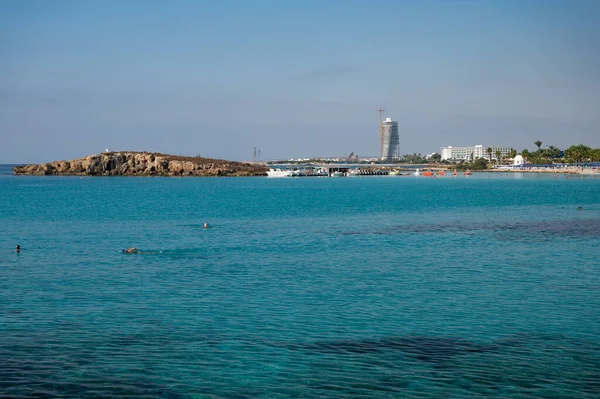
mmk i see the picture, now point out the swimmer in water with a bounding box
[121,248,161,254]
[578,206,583,211]
[15,245,20,253]
[203,222,209,228]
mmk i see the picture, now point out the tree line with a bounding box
[445,142,600,171]
[522,142,600,164]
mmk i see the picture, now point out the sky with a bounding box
[1,0,599,163]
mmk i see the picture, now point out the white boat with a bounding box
[389,170,400,176]
[413,168,421,176]
[312,168,328,176]
[266,168,293,177]
[331,171,345,177]
[347,169,360,176]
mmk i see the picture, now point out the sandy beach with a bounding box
[489,165,600,174]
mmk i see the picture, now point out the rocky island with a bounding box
[13,152,269,177]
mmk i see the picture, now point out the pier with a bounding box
[267,163,427,177]
[326,166,391,176]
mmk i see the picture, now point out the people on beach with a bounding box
[15,245,20,253]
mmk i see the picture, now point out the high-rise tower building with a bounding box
[380,117,399,161]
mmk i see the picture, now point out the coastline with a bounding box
[483,166,600,174]
[418,163,600,175]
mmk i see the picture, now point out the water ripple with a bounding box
[1,175,599,397]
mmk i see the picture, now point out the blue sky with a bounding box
[1,0,599,163]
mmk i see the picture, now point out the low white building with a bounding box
[440,145,512,161]
[513,155,526,165]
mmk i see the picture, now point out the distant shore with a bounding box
[416,164,599,175]
[483,166,599,174]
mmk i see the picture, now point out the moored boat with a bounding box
[266,168,294,177]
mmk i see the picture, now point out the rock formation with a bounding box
[13,152,269,177]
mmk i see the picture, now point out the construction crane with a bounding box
[377,108,385,159]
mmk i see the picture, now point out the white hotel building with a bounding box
[440,145,512,161]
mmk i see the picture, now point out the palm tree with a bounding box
[486,147,493,163]
[534,140,543,153]
[565,144,591,164]
[547,145,560,159]
[495,150,501,165]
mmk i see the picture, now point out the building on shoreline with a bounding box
[513,155,526,165]
[380,117,399,161]
[440,145,511,161]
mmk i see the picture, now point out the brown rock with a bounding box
[13,152,268,177]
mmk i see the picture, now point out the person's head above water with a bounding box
[203,222,209,228]
[15,245,20,252]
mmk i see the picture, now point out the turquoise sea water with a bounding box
[1,167,600,398]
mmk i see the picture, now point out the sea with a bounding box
[1,164,599,398]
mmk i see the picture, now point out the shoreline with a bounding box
[482,166,599,174]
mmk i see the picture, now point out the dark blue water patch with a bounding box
[0,354,191,398]
[273,333,600,397]
[493,218,600,242]
[0,329,231,398]
[281,335,500,362]
[337,218,600,241]
[1,332,600,398]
